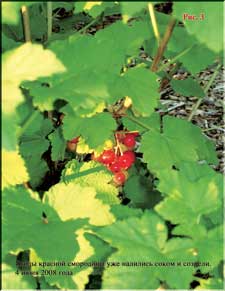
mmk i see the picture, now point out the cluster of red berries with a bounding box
[93,131,139,186]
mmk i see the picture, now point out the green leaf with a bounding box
[97,211,166,289]
[111,67,160,116]
[75,2,118,18]
[20,133,50,157]
[49,127,66,161]
[122,112,161,133]
[124,173,162,209]
[17,104,42,134]
[2,32,18,52]
[110,204,143,220]
[173,224,207,240]
[83,232,114,274]
[95,20,151,57]
[120,2,147,21]
[167,27,217,74]
[24,71,112,112]
[140,116,218,172]
[61,160,119,205]
[173,2,223,53]
[3,186,88,289]
[19,117,53,188]
[49,20,150,74]
[19,116,53,148]
[3,186,87,259]
[24,158,49,188]
[27,3,48,40]
[194,225,223,271]
[44,182,115,226]
[174,224,223,272]
[97,211,197,289]
[155,163,223,225]
[204,206,223,227]
[171,78,205,98]
[63,112,116,149]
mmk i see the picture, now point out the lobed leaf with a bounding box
[155,162,223,225]
[140,116,218,172]
[171,78,205,99]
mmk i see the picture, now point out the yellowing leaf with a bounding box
[84,2,102,10]
[73,267,93,290]
[2,2,36,25]
[75,229,94,261]
[72,229,94,289]
[61,160,119,205]
[44,183,115,225]
[2,255,37,289]
[2,149,29,189]
[2,43,66,114]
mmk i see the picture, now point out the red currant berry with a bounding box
[70,136,80,144]
[114,171,127,185]
[116,132,125,142]
[108,161,121,173]
[99,149,116,165]
[123,133,136,148]
[118,151,135,169]
[67,141,76,152]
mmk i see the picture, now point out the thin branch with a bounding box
[148,3,160,44]
[157,45,194,72]
[188,63,221,121]
[47,2,52,40]
[21,5,31,42]
[151,17,176,72]
[125,115,151,131]
[78,15,100,34]
[45,15,100,44]
[203,126,225,133]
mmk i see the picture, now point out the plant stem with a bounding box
[45,15,100,44]
[125,115,151,131]
[188,63,221,121]
[203,126,225,133]
[157,45,194,72]
[17,110,39,138]
[63,166,104,183]
[151,17,176,72]
[78,16,100,35]
[47,2,52,40]
[21,5,31,42]
[148,3,160,44]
